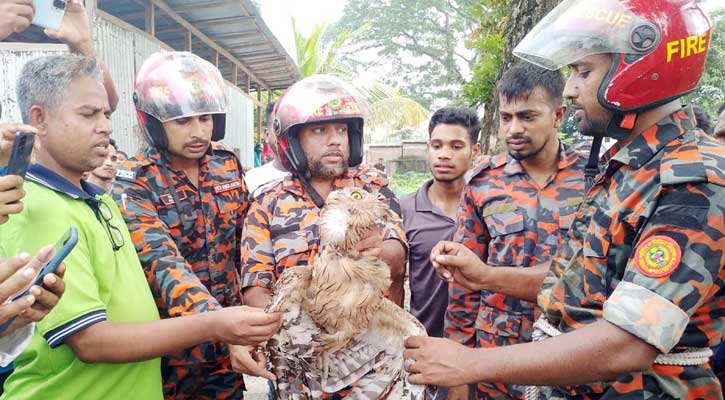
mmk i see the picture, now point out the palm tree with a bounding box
[291,18,429,142]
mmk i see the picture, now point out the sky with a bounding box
[257,0,347,64]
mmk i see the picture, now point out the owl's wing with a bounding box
[266,266,312,313]
[318,300,438,400]
[268,302,319,399]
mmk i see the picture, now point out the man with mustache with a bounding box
[401,107,481,342]
[1,53,280,400]
[240,74,408,397]
[405,0,725,398]
[442,62,586,400]
[112,51,255,399]
[85,138,119,193]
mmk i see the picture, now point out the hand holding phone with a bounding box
[0,227,76,334]
[32,0,66,30]
[0,124,37,167]
[6,132,35,180]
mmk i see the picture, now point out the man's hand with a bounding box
[430,241,488,291]
[229,344,276,380]
[0,176,25,224]
[403,336,476,387]
[211,306,281,346]
[0,245,66,335]
[0,0,34,40]
[1,123,38,166]
[43,0,93,55]
[354,226,383,258]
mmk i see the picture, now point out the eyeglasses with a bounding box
[89,199,125,251]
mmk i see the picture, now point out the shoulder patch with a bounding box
[634,235,682,278]
[115,168,136,180]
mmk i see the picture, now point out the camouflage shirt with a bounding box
[113,143,248,367]
[445,144,586,399]
[241,165,406,291]
[538,109,725,399]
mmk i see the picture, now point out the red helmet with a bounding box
[133,51,229,149]
[273,75,365,173]
[514,0,712,115]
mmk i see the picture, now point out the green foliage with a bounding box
[332,0,478,108]
[462,0,510,107]
[290,24,429,140]
[390,171,432,196]
[686,10,725,117]
[291,17,369,78]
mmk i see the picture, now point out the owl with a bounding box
[265,188,437,400]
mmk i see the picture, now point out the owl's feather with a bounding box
[266,188,437,399]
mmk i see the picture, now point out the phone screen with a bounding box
[11,227,77,302]
[0,227,77,333]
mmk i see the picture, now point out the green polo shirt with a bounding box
[0,165,162,399]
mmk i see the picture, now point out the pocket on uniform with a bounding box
[475,307,524,339]
[483,210,526,266]
[485,210,525,237]
[214,184,244,215]
[271,228,313,270]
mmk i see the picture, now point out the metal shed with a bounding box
[0,0,300,168]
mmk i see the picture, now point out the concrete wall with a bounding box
[366,140,429,176]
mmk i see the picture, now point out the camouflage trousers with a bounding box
[162,357,244,400]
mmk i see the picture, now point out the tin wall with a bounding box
[0,13,255,168]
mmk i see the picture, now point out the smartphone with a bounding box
[0,227,78,333]
[5,132,34,181]
[32,0,66,31]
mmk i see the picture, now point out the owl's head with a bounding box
[320,188,393,250]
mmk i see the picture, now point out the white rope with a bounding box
[524,315,712,400]
[655,349,713,366]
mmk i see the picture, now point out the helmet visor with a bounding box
[135,52,229,122]
[513,0,658,70]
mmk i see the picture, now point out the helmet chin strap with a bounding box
[584,112,637,191]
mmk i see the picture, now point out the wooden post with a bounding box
[234,65,238,85]
[245,75,250,94]
[215,51,220,67]
[257,90,263,141]
[145,2,155,36]
[185,30,192,51]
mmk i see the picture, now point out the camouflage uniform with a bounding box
[538,109,725,399]
[241,165,407,399]
[113,143,248,400]
[446,144,586,399]
[241,165,405,290]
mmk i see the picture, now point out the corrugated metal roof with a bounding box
[6,0,300,93]
[98,0,301,92]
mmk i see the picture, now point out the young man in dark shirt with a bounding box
[401,107,480,338]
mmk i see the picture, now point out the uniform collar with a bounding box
[26,164,105,200]
[414,179,435,212]
[281,168,358,200]
[609,108,693,169]
[503,142,577,176]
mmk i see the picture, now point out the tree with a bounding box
[685,9,724,118]
[465,0,561,154]
[332,0,478,108]
[291,19,429,143]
